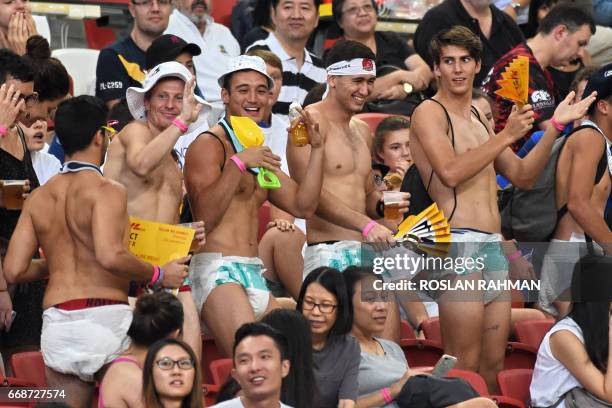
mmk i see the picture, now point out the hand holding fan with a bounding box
[394,203,451,257]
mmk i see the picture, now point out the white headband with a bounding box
[326,58,377,77]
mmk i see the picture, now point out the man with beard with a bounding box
[165,0,240,119]
[96,0,172,108]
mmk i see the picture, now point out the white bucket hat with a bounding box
[217,55,274,89]
[126,61,211,122]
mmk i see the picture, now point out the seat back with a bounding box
[497,368,533,404]
[52,48,100,96]
[202,335,224,384]
[210,358,233,386]
[400,319,416,340]
[10,351,47,387]
[420,316,441,342]
[446,368,489,396]
[211,0,237,28]
[354,113,393,135]
[400,339,444,367]
[514,319,554,349]
[504,342,537,370]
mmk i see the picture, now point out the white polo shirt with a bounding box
[165,10,240,117]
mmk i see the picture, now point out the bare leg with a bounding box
[259,228,305,300]
[45,367,94,407]
[479,295,511,393]
[398,292,430,330]
[509,307,547,337]
[202,283,257,357]
[178,291,202,362]
[450,397,497,407]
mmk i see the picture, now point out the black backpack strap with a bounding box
[202,130,226,171]
[427,98,457,222]
[471,105,489,132]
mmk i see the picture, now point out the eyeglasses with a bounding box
[302,299,337,314]
[155,357,195,371]
[132,0,171,6]
[342,3,375,16]
[17,92,39,108]
[374,174,384,185]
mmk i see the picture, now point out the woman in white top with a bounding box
[531,255,612,407]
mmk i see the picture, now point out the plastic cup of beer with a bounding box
[289,121,309,147]
[2,180,27,210]
[178,222,199,252]
[383,191,404,221]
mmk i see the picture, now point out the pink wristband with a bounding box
[230,155,247,172]
[172,118,189,133]
[362,220,378,238]
[150,265,160,285]
[550,117,565,132]
[0,126,8,137]
[507,250,522,262]
[380,387,393,404]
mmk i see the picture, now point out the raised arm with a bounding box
[122,79,202,177]
[495,91,598,189]
[411,99,533,188]
[4,197,42,283]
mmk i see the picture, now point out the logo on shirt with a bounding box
[531,90,551,103]
[604,70,612,78]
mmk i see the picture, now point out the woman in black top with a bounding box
[332,0,432,102]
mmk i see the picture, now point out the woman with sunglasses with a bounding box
[143,337,203,408]
[297,267,359,408]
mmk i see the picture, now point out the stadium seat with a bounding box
[400,339,444,367]
[84,18,116,50]
[9,351,47,387]
[52,48,100,97]
[258,202,271,242]
[497,369,533,404]
[514,319,554,349]
[400,319,416,340]
[210,358,232,386]
[32,15,51,46]
[211,0,237,28]
[202,335,224,384]
[203,383,220,406]
[504,342,537,370]
[447,368,489,396]
[354,113,393,135]
[420,316,441,342]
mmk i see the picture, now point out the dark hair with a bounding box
[343,266,378,300]
[303,83,326,107]
[325,39,376,68]
[262,309,317,408]
[253,0,274,27]
[525,0,559,38]
[537,4,595,35]
[127,292,184,347]
[429,26,482,65]
[297,267,353,336]
[22,36,70,102]
[55,96,108,156]
[233,322,289,362]
[373,116,410,157]
[142,338,203,408]
[567,255,612,372]
[107,99,134,132]
[272,0,321,10]
[332,0,378,28]
[246,49,282,72]
[0,49,34,85]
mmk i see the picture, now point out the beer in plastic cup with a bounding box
[2,180,27,210]
[288,101,309,146]
[383,191,404,221]
[178,222,199,252]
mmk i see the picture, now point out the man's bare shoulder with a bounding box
[186,124,224,152]
[350,116,373,143]
[411,99,448,135]
[567,125,607,154]
[92,177,127,201]
[117,121,151,144]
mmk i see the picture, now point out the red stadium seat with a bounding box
[9,351,47,387]
[211,0,237,28]
[504,342,537,370]
[400,319,416,340]
[446,368,489,396]
[83,19,116,50]
[420,317,441,342]
[514,319,554,349]
[202,335,224,384]
[489,395,526,408]
[210,358,233,386]
[354,113,394,135]
[400,339,444,367]
[497,369,533,404]
[203,383,220,406]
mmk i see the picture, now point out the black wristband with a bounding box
[376,200,385,218]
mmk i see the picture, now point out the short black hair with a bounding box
[233,322,289,363]
[272,0,322,10]
[332,0,378,28]
[538,4,595,35]
[429,25,482,65]
[0,49,34,85]
[55,96,108,156]
[297,267,353,336]
[325,39,376,68]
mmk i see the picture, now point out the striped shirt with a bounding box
[247,33,326,120]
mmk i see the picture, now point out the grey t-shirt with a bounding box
[358,338,409,408]
[312,334,360,407]
[211,397,293,407]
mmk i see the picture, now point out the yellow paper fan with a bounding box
[495,56,529,107]
[395,203,451,256]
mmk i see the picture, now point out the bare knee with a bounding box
[453,397,497,408]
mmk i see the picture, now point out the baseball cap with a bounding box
[126,61,211,122]
[217,55,274,90]
[145,34,202,70]
[584,62,612,113]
